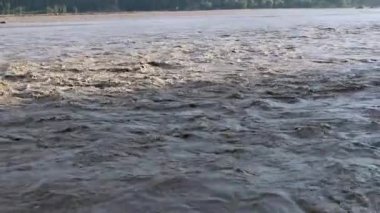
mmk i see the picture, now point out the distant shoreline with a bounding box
[0,8,378,24]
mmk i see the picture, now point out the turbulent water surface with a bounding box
[0,9,380,213]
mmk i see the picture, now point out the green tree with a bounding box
[1,0,379,15]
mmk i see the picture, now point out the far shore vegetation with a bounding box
[0,0,379,15]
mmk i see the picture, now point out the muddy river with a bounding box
[0,9,380,213]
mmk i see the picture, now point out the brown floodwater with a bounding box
[0,9,380,213]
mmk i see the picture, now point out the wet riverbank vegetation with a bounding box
[0,0,379,15]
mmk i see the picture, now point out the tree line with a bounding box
[1,0,378,14]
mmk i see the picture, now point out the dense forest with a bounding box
[1,0,379,14]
